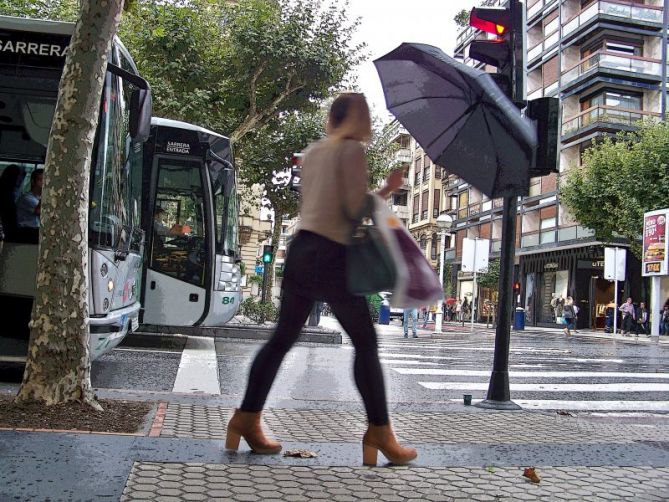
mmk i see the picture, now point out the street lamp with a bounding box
[434,213,454,334]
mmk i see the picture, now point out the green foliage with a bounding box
[118,0,364,143]
[477,259,500,291]
[240,297,278,324]
[0,0,78,20]
[237,110,325,220]
[366,121,402,188]
[453,9,470,27]
[366,293,382,321]
[560,121,669,258]
[442,262,455,297]
[248,274,263,285]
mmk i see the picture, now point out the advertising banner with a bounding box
[642,209,668,276]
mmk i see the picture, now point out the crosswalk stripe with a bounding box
[392,368,669,379]
[377,343,570,353]
[380,359,447,366]
[379,352,465,361]
[450,399,669,411]
[421,382,669,392]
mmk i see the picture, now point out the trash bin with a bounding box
[378,303,390,325]
[513,307,525,330]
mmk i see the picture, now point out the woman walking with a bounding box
[563,296,576,336]
[226,93,416,466]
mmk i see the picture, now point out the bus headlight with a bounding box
[107,280,114,292]
[100,263,108,277]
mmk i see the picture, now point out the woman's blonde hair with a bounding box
[326,92,372,142]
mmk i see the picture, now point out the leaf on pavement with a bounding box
[523,467,541,483]
[284,449,318,458]
[556,410,575,417]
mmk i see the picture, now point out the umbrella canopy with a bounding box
[374,43,537,199]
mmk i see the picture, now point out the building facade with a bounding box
[447,0,668,327]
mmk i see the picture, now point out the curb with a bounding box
[136,323,342,344]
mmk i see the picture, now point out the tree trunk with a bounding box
[16,0,125,408]
[263,211,283,303]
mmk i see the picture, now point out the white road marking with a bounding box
[380,359,447,366]
[449,399,669,412]
[113,347,182,355]
[421,382,669,392]
[172,336,220,395]
[393,368,669,379]
[379,352,465,361]
[377,343,570,353]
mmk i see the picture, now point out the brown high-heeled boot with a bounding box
[362,423,417,466]
[225,409,282,454]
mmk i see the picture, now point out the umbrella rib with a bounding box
[390,94,471,109]
[425,99,481,151]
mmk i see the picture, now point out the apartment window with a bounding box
[414,159,421,185]
[420,235,427,250]
[421,191,429,220]
[423,166,431,183]
[423,156,430,168]
[433,189,440,218]
[542,56,558,87]
[540,217,556,230]
[584,90,642,109]
[434,165,442,179]
[458,190,469,219]
[412,195,419,223]
[393,192,407,206]
[431,232,438,260]
[450,195,458,210]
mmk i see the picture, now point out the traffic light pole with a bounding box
[475,0,523,411]
[260,268,268,303]
[476,195,521,410]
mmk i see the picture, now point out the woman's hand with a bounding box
[377,169,404,198]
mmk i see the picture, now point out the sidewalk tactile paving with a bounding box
[120,462,669,501]
[159,405,669,444]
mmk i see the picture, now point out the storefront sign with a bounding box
[577,260,604,270]
[544,262,558,270]
[642,209,668,277]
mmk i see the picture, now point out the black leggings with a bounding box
[240,290,389,425]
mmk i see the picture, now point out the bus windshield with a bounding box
[89,67,143,253]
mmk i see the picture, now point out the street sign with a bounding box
[255,265,264,274]
[604,247,626,282]
[461,238,490,273]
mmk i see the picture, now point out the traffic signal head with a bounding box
[526,97,560,177]
[513,281,521,293]
[262,245,274,263]
[468,0,524,105]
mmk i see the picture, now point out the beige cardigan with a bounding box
[299,138,369,245]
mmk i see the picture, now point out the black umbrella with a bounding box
[374,42,537,198]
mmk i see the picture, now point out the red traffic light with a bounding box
[469,7,511,37]
[513,282,521,291]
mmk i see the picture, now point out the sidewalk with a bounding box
[1,390,669,501]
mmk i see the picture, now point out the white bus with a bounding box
[140,118,241,327]
[0,16,152,360]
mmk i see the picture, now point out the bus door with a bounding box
[142,156,210,325]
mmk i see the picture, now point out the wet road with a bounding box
[2,319,667,413]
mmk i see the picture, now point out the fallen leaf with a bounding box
[523,467,541,483]
[283,449,318,458]
[556,410,575,417]
[486,465,496,473]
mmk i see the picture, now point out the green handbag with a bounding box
[346,196,397,296]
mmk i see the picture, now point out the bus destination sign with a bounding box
[0,29,70,69]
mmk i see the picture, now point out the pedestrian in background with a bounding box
[403,307,418,338]
[562,296,576,336]
[226,93,416,467]
[420,306,429,328]
[619,297,636,335]
[660,305,669,336]
[636,301,649,336]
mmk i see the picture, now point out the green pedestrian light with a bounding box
[262,245,274,264]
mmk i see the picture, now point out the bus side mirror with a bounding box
[130,88,152,142]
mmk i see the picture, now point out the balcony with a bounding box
[394,148,412,164]
[561,105,661,138]
[391,204,409,220]
[527,0,558,21]
[386,121,409,143]
[562,1,664,40]
[528,30,559,62]
[561,51,663,89]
